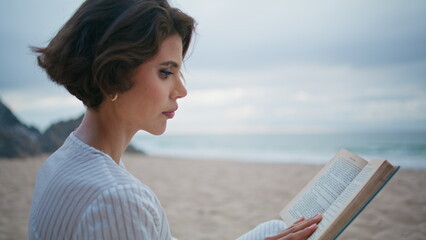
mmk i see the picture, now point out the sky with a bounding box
[1,0,425,135]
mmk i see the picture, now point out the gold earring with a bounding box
[111,93,118,101]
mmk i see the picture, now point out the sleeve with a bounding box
[73,184,172,240]
[235,220,287,240]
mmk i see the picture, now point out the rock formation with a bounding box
[0,99,143,158]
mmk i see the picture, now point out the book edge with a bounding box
[280,149,367,224]
[330,165,400,240]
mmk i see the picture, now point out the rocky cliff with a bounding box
[0,99,143,158]
[0,100,43,158]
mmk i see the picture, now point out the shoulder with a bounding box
[74,183,171,240]
[92,183,161,216]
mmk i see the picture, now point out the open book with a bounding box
[279,149,399,240]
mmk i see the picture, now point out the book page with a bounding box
[308,159,383,239]
[280,149,367,224]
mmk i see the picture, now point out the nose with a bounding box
[172,77,187,99]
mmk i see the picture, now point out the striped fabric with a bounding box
[28,132,174,240]
[236,220,287,240]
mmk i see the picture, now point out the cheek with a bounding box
[125,76,169,114]
[137,87,165,113]
[146,83,168,102]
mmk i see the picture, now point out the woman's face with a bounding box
[112,34,187,135]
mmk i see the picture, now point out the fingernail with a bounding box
[310,213,320,219]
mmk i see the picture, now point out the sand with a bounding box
[0,154,425,240]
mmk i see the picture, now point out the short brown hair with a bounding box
[32,0,196,108]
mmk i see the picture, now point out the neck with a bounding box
[74,107,136,164]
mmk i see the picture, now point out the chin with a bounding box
[147,127,167,136]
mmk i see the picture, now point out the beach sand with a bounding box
[0,154,425,240]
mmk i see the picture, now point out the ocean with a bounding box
[131,132,426,169]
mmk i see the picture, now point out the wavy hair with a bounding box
[32,0,196,108]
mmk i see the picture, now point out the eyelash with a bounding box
[159,69,173,79]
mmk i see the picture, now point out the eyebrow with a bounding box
[159,61,179,68]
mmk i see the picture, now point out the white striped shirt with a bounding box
[236,220,287,240]
[28,132,174,240]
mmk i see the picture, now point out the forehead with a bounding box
[152,34,183,65]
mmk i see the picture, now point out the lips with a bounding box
[162,111,175,119]
[162,107,177,119]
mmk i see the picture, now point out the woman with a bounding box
[29,0,321,239]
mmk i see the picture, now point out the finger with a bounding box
[291,217,306,226]
[279,217,306,234]
[277,217,306,235]
[284,216,305,230]
[286,223,318,240]
[281,214,322,235]
[271,214,322,239]
[267,218,306,240]
[293,214,322,230]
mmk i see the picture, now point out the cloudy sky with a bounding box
[1,0,425,134]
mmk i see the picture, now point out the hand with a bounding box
[264,214,322,240]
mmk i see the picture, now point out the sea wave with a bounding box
[132,132,426,169]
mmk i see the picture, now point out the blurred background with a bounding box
[1,0,426,168]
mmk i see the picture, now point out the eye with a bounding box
[159,69,174,79]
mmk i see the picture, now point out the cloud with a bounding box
[184,88,250,106]
[169,61,426,134]
[1,0,425,134]
[182,0,426,69]
[1,88,84,130]
[0,0,83,89]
